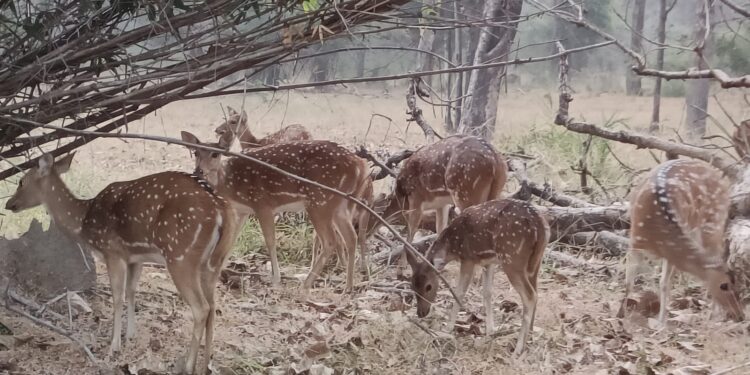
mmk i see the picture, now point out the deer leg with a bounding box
[357,210,370,276]
[125,263,143,341]
[506,269,537,356]
[199,270,221,375]
[257,210,281,286]
[172,270,209,375]
[435,205,450,234]
[447,262,474,332]
[304,210,337,291]
[482,265,495,335]
[106,256,127,355]
[399,208,423,278]
[335,214,358,293]
[618,248,646,318]
[658,260,676,324]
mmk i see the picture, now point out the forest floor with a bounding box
[1,87,749,374]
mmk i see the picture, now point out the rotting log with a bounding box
[559,231,629,257]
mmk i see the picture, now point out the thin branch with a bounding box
[183,41,616,99]
[719,0,750,17]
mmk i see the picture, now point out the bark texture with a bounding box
[458,0,523,139]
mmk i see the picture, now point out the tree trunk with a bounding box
[649,0,668,133]
[626,0,646,96]
[685,1,715,141]
[416,0,436,86]
[458,0,523,139]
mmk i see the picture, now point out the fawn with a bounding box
[406,199,549,355]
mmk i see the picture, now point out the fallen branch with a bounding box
[4,301,97,362]
[634,67,750,89]
[542,205,630,240]
[559,231,629,257]
[545,249,614,274]
[508,158,597,207]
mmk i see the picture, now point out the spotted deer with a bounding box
[373,135,508,276]
[406,199,549,355]
[180,132,373,291]
[214,106,312,150]
[4,154,241,375]
[619,159,745,323]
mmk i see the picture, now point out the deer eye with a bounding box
[425,284,432,292]
[211,152,220,158]
[720,283,729,291]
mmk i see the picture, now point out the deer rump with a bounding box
[629,159,730,270]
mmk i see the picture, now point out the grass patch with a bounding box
[233,213,315,266]
[500,117,632,202]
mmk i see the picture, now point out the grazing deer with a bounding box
[214,106,312,150]
[373,135,508,277]
[4,154,241,375]
[180,132,372,291]
[406,199,550,355]
[619,159,745,323]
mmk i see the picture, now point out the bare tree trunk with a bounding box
[626,0,646,96]
[458,0,523,139]
[649,0,668,133]
[416,0,436,86]
[685,1,715,141]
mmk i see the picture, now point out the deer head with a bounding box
[5,153,75,212]
[181,131,230,186]
[214,106,248,139]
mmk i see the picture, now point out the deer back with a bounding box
[630,159,730,270]
[426,199,549,270]
[219,140,369,211]
[82,172,229,260]
[395,135,507,203]
[257,124,312,147]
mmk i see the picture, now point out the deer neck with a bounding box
[41,173,91,238]
[236,123,259,149]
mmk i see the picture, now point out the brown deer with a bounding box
[406,199,550,355]
[180,132,372,291]
[214,106,312,150]
[4,154,241,375]
[373,135,508,276]
[619,159,745,323]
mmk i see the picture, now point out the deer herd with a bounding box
[4,106,746,373]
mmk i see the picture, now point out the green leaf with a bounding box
[174,0,189,11]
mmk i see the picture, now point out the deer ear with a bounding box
[404,248,420,270]
[218,132,232,150]
[226,106,236,115]
[37,154,54,176]
[181,131,200,146]
[240,109,248,124]
[54,152,75,175]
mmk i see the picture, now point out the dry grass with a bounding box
[1,86,749,374]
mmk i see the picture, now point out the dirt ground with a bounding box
[1,87,749,374]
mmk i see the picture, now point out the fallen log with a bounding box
[559,230,629,257]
